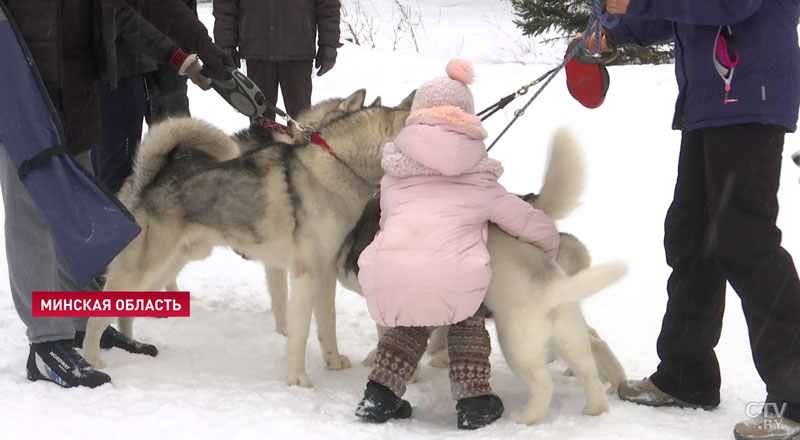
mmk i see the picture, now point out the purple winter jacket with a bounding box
[357,106,560,328]
[607,0,800,132]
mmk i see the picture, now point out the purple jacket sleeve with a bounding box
[625,0,763,25]
[489,189,560,259]
[607,16,674,47]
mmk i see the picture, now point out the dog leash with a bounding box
[476,67,557,122]
[486,0,620,152]
[252,115,340,159]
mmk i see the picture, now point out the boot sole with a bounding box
[618,393,718,411]
[733,429,800,440]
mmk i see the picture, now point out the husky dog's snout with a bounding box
[792,150,800,166]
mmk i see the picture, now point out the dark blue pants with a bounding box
[92,75,147,194]
[650,124,800,422]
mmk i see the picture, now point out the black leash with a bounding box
[476,67,557,123]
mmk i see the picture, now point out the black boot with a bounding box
[456,394,504,430]
[355,381,412,423]
[27,340,111,388]
[74,326,158,356]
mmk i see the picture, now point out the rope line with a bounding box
[486,0,620,151]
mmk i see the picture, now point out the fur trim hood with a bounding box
[383,105,500,178]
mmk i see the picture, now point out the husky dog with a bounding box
[336,127,628,425]
[83,91,416,388]
[793,150,800,174]
[162,89,374,295]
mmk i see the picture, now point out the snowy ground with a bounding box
[1,1,800,439]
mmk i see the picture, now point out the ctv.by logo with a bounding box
[745,402,788,429]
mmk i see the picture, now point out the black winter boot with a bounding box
[355,381,412,423]
[456,394,504,430]
[27,340,111,388]
[74,326,158,356]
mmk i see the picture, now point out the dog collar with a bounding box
[251,115,338,159]
[310,132,339,160]
[252,115,296,141]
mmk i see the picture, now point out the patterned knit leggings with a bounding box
[368,314,492,400]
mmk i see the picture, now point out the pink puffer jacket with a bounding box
[357,106,560,327]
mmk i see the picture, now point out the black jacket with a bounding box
[213,0,341,61]
[6,0,210,153]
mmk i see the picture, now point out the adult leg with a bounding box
[92,75,147,194]
[143,64,190,124]
[703,124,800,423]
[0,147,99,342]
[245,59,279,120]
[650,128,725,407]
[277,60,313,118]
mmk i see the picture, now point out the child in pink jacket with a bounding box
[354,60,560,429]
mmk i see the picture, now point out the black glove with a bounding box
[315,45,337,77]
[225,47,241,69]
[197,40,236,81]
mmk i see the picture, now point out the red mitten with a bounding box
[565,47,610,109]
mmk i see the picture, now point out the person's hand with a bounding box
[181,54,213,90]
[196,41,236,81]
[315,45,337,77]
[168,49,212,90]
[225,47,241,69]
[577,31,613,53]
[606,0,630,14]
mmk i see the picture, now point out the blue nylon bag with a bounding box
[0,3,140,287]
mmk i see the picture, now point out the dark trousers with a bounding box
[245,59,312,120]
[144,63,190,124]
[92,75,147,194]
[650,124,800,422]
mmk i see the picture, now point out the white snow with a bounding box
[1,1,799,439]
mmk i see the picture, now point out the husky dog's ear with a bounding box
[369,96,382,107]
[397,90,416,110]
[338,89,367,112]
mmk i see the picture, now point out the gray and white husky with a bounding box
[83,91,416,388]
[334,127,628,424]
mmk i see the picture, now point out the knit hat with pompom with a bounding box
[410,59,476,114]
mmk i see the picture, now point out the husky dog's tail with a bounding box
[124,117,239,199]
[533,127,585,221]
[545,262,628,308]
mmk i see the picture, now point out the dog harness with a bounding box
[252,115,339,159]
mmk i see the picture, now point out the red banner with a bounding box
[32,291,190,317]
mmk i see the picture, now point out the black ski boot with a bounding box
[456,394,504,429]
[74,326,158,356]
[355,381,412,423]
[27,340,111,388]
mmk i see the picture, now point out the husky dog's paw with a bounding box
[287,372,312,388]
[324,353,351,370]
[405,365,422,384]
[83,353,107,369]
[274,323,288,337]
[583,399,609,416]
[606,384,619,395]
[361,348,377,367]
[511,408,546,425]
[427,350,450,368]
